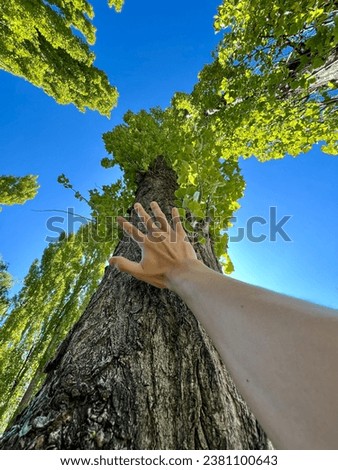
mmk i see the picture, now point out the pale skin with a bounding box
[110,201,338,450]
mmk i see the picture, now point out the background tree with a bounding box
[0,0,337,449]
[0,175,39,211]
[0,178,132,433]
[0,258,12,318]
[0,0,123,206]
[0,0,122,116]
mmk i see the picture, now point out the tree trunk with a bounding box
[0,157,271,450]
[310,46,338,93]
[287,45,338,97]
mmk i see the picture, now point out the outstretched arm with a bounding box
[110,201,338,450]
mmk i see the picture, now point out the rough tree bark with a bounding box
[0,157,271,450]
[286,45,338,98]
[310,45,338,94]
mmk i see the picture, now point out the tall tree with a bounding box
[0,157,272,450]
[0,175,39,211]
[1,0,337,449]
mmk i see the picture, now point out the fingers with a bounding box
[149,201,170,232]
[134,201,170,233]
[117,203,186,241]
[172,207,186,236]
[134,203,156,232]
[116,216,144,244]
[109,256,143,276]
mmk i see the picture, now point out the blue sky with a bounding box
[0,0,337,308]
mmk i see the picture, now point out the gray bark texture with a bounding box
[310,46,338,92]
[0,157,271,450]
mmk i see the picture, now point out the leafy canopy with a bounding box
[102,106,244,272]
[98,0,337,271]
[0,0,124,208]
[0,175,39,211]
[188,0,338,160]
[0,0,123,116]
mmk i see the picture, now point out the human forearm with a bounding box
[167,260,338,449]
[111,201,338,449]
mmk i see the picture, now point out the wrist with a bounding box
[165,258,206,293]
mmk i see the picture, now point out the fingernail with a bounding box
[109,258,120,270]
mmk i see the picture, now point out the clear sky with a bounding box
[0,0,337,308]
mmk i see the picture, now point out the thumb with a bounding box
[109,256,143,276]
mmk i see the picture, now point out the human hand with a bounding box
[109,201,200,289]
